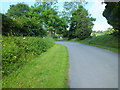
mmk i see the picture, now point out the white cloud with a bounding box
[88,1,105,20]
[93,22,112,31]
[86,1,112,31]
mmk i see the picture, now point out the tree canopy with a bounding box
[103,2,120,31]
[62,2,95,40]
[6,3,30,18]
[2,2,67,37]
[2,2,96,40]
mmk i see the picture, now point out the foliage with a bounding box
[68,6,95,40]
[2,36,54,77]
[2,44,69,88]
[2,14,47,37]
[80,34,120,52]
[62,2,84,23]
[33,2,68,37]
[6,3,30,18]
[34,1,57,10]
[103,2,120,31]
[15,16,47,37]
[103,28,115,35]
[2,14,19,36]
[91,28,115,36]
[3,2,68,37]
[61,2,95,39]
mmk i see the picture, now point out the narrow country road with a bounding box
[56,41,118,88]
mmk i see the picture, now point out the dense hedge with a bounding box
[2,37,54,77]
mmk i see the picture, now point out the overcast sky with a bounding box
[0,0,112,31]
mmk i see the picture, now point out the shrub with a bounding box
[2,36,54,77]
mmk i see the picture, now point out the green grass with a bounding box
[67,34,120,53]
[80,41,119,53]
[2,37,54,77]
[2,43,69,88]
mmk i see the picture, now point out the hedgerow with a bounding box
[2,36,54,77]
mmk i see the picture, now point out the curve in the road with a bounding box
[56,41,118,88]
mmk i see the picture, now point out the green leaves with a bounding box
[2,2,68,37]
[6,3,30,18]
[103,2,120,31]
[68,5,95,40]
[2,37,54,77]
[2,14,19,36]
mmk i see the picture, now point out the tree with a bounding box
[68,6,96,40]
[2,13,20,36]
[62,2,83,22]
[34,1,57,10]
[4,2,68,37]
[32,2,68,37]
[62,2,87,23]
[103,2,120,32]
[6,3,30,18]
[5,3,47,37]
[14,15,47,37]
[42,8,67,37]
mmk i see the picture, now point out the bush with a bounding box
[2,13,18,36]
[2,36,54,77]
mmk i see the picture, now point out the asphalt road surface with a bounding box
[56,41,118,88]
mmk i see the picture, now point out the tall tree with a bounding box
[103,2,120,32]
[34,1,57,10]
[62,2,86,23]
[68,6,96,40]
[2,13,20,36]
[33,1,67,37]
[41,8,67,37]
[6,3,30,18]
[5,3,47,37]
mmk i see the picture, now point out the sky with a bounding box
[0,0,112,31]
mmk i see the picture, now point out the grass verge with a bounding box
[2,43,69,88]
[66,34,120,53]
[80,41,119,53]
[2,37,54,77]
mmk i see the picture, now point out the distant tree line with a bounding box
[2,2,67,37]
[2,1,97,40]
[1,1,120,39]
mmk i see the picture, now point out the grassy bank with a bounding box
[68,34,120,53]
[2,43,69,88]
[2,37,54,77]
